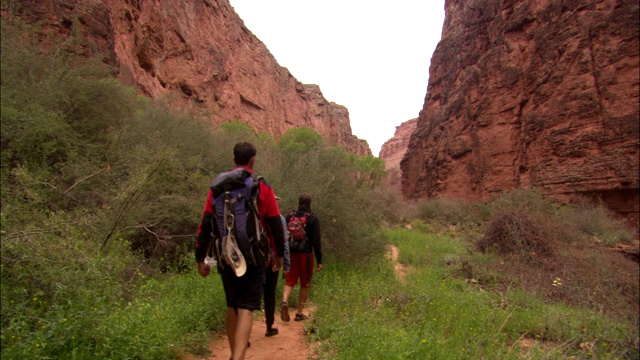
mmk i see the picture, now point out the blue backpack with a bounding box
[210,169,269,272]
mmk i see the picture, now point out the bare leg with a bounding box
[225,307,238,353]
[297,286,308,314]
[282,284,294,304]
[231,309,253,360]
[281,284,294,322]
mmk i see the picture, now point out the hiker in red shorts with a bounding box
[281,192,322,322]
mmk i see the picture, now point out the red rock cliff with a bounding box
[401,0,639,225]
[380,118,418,190]
[6,0,370,156]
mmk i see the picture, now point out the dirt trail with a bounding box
[184,306,318,360]
[186,244,409,360]
[387,244,409,282]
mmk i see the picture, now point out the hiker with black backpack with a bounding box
[280,192,322,322]
[195,142,285,360]
[261,196,290,337]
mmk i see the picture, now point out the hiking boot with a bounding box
[294,313,308,322]
[280,302,290,322]
[265,328,279,337]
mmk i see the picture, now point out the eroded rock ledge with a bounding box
[401,0,639,227]
[7,0,370,156]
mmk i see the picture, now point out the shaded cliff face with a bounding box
[380,118,418,190]
[7,0,370,156]
[401,0,639,225]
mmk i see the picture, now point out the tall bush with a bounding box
[269,130,385,261]
[557,197,635,244]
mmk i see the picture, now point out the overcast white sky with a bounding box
[229,1,445,156]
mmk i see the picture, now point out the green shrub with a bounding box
[354,155,386,188]
[488,189,556,215]
[277,126,324,157]
[367,186,414,227]
[415,196,483,226]
[269,138,386,262]
[557,198,635,245]
[476,211,554,262]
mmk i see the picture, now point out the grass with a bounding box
[309,228,639,359]
[2,192,634,359]
[0,259,226,359]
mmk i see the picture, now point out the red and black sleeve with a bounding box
[258,181,285,258]
[195,189,214,262]
[308,215,322,265]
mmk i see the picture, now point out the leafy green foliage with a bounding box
[354,154,386,188]
[269,143,386,261]
[277,126,324,157]
[1,231,225,359]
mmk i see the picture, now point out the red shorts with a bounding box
[285,252,314,288]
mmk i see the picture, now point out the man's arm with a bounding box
[258,181,285,258]
[281,215,291,273]
[310,215,322,266]
[195,189,214,277]
[265,216,285,260]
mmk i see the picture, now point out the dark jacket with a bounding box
[286,210,322,265]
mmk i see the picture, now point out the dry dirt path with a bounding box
[185,243,410,360]
[386,244,409,283]
[184,305,319,360]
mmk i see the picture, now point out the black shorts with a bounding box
[219,262,265,311]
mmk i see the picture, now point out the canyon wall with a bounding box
[6,0,370,156]
[401,0,639,225]
[379,118,418,190]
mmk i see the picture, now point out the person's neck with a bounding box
[235,164,253,172]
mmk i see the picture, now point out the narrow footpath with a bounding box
[185,244,407,359]
[184,306,318,360]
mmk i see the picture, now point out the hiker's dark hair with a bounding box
[234,142,257,165]
[298,192,312,211]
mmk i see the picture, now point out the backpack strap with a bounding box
[250,174,262,200]
[248,174,262,234]
[209,212,224,269]
[246,174,268,265]
[302,212,313,250]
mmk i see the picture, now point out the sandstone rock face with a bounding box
[8,0,370,156]
[401,0,639,226]
[380,118,418,190]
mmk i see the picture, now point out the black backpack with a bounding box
[209,169,269,272]
[287,211,312,252]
